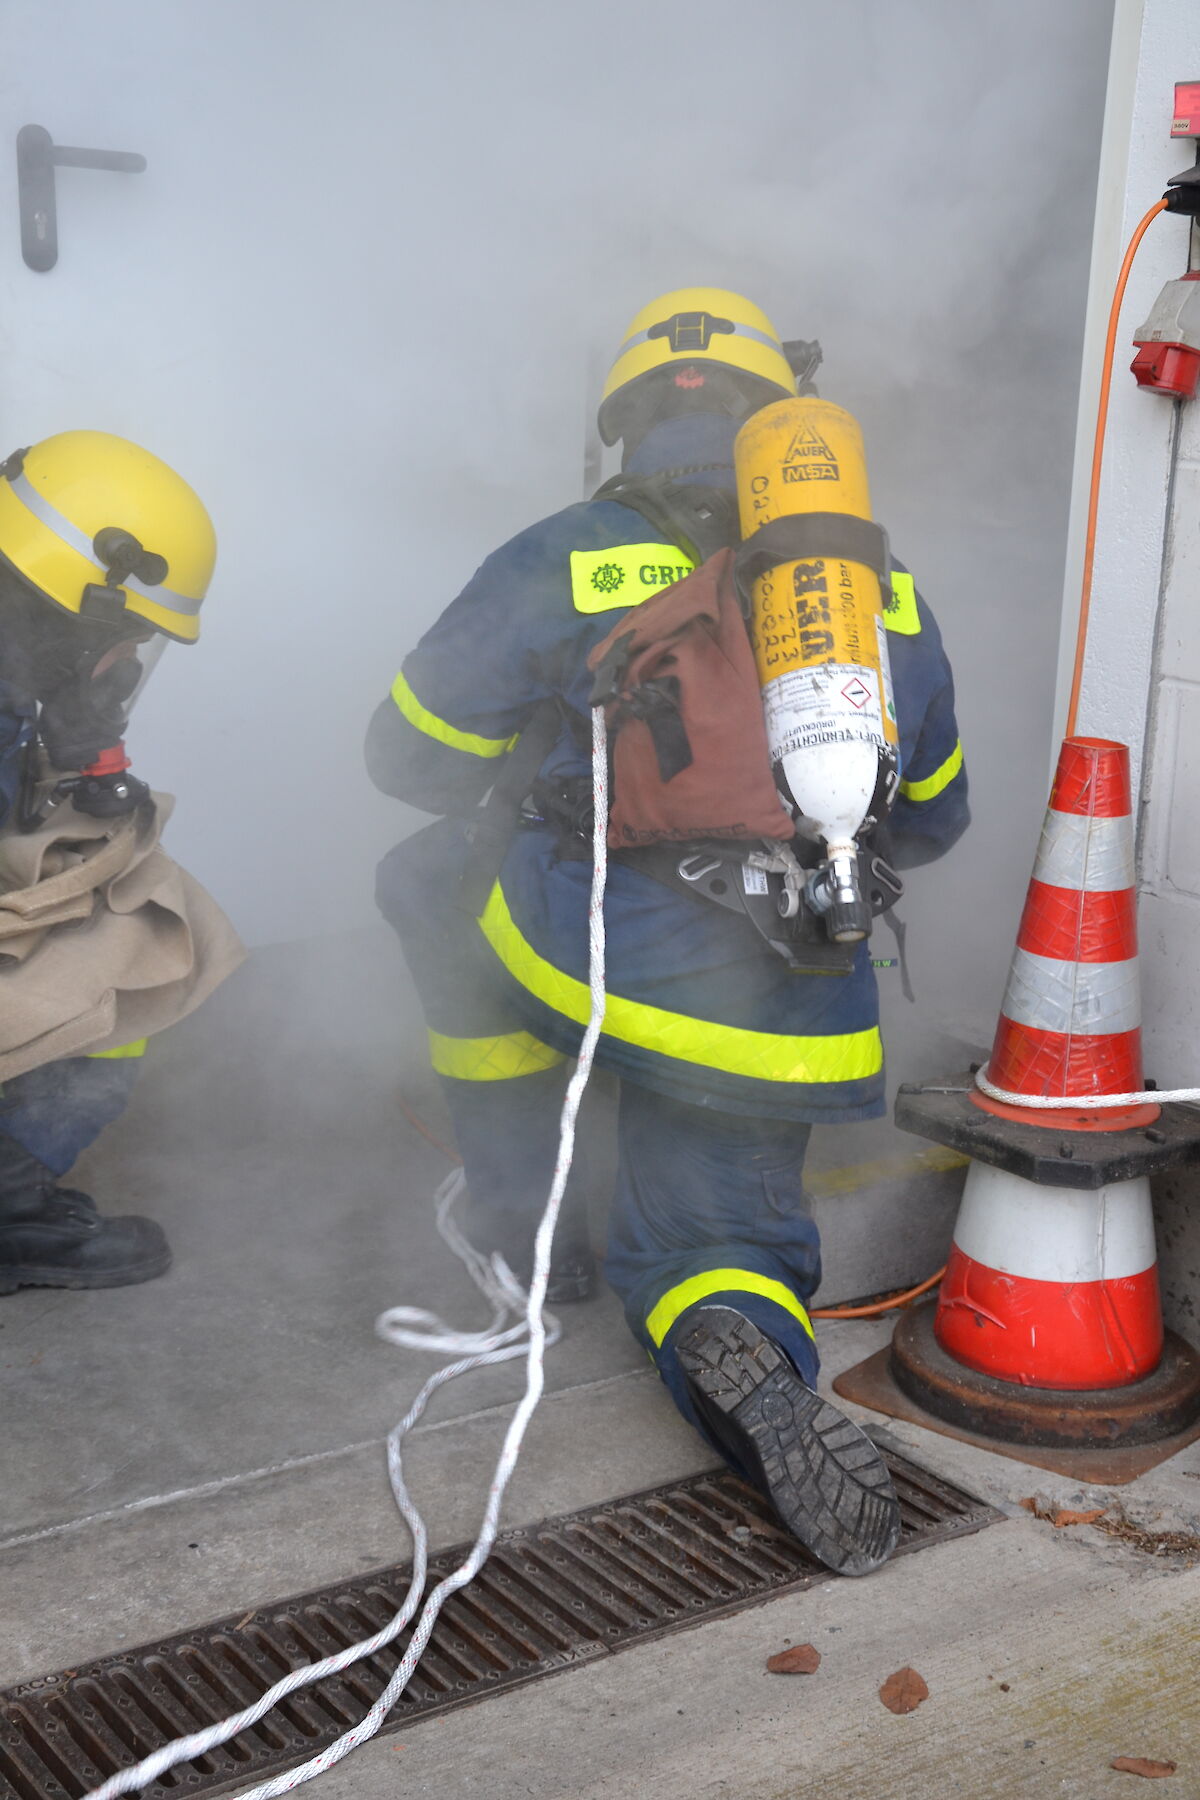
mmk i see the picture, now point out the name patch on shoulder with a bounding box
[570,543,695,614]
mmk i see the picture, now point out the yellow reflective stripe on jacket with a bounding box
[646,1269,815,1348]
[428,1028,565,1082]
[391,670,518,759]
[570,544,695,614]
[884,571,921,635]
[899,738,964,803]
[478,883,883,1086]
[87,1039,147,1060]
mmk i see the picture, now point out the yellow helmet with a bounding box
[0,431,216,643]
[598,286,796,447]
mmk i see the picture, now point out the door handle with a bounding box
[17,123,146,272]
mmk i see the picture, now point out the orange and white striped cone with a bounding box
[934,738,1163,1389]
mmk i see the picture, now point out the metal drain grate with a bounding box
[1,1454,1000,1800]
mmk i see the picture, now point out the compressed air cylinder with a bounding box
[734,398,898,857]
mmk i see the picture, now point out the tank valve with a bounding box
[804,843,872,943]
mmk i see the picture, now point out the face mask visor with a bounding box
[84,631,167,735]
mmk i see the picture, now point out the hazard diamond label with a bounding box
[841,676,872,709]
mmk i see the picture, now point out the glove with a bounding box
[37,660,141,772]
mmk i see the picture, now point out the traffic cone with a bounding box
[834,736,1200,1473]
[936,738,1162,1389]
[973,736,1155,1134]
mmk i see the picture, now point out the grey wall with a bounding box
[0,0,1113,1055]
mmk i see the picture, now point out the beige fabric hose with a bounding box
[0,791,245,1080]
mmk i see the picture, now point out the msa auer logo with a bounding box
[590,562,626,595]
[782,423,839,484]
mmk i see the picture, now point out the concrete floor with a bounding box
[3,930,1200,1798]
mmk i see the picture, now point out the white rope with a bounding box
[974,1066,1200,1110]
[83,704,611,1800]
[376,1167,562,1360]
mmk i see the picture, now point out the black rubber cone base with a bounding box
[834,1301,1200,1486]
[677,1305,901,1576]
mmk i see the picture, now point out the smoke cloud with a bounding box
[0,0,1113,1044]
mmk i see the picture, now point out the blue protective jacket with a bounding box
[367,414,968,1124]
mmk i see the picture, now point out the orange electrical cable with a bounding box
[810,1265,945,1319]
[396,1092,461,1165]
[1065,197,1168,739]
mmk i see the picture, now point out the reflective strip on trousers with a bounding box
[478,882,884,1088]
[87,1039,148,1060]
[646,1268,815,1348]
[428,1028,565,1082]
[390,670,518,759]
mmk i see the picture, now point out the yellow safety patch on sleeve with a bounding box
[87,1039,148,1060]
[899,738,964,802]
[478,881,883,1087]
[428,1028,565,1082]
[570,544,695,614]
[883,570,922,635]
[391,669,518,759]
[646,1269,815,1348]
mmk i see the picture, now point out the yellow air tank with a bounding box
[734,398,899,941]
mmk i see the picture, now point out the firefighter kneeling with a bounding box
[366,287,969,1575]
[0,432,243,1294]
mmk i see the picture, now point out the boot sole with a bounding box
[676,1305,901,1577]
[0,1249,171,1295]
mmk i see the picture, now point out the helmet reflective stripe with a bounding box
[7,469,203,617]
[614,319,785,362]
[598,287,797,446]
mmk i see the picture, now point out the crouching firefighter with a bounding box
[366,287,969,1576]
[0,432,244,1294]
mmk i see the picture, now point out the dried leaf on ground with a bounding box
[1111,1756,1177,1778]
[766,1643,821,1675]
[879,1667,929,1714]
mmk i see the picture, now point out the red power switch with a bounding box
[1173,81,1200,137]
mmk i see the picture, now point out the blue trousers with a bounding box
[0,1057,140,1175]
[378,825,823,1446]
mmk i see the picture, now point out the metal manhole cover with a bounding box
[0,1452,1000,1800]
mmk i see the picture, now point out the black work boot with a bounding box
[676,1305,900,1577]
[507,1238,597,1305]
[545,1246,597,1306]
[0,1137,171,1294]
